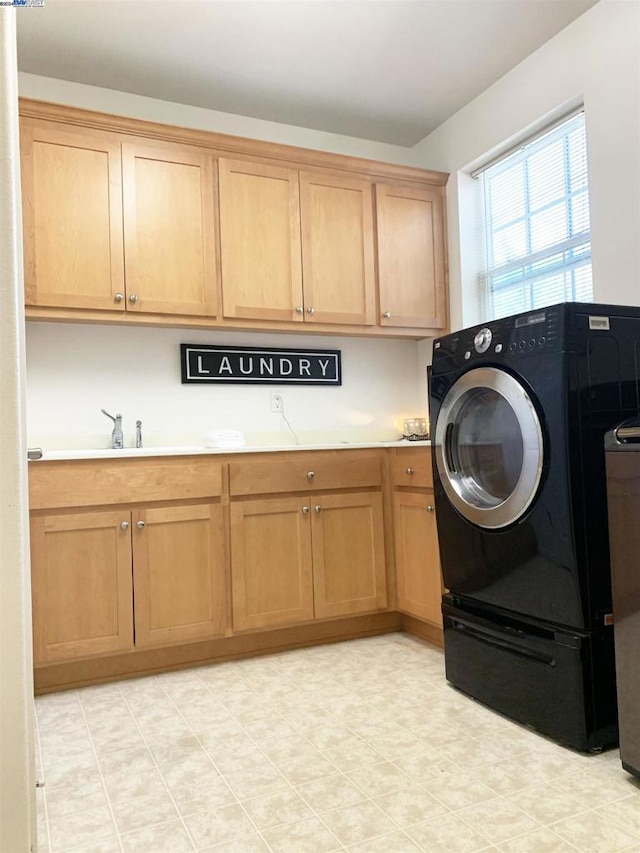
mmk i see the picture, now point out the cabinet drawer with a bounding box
[29,457,223,510]
[392,446,433,488]
[229,450,382,496]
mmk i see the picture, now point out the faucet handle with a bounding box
[101,409,123,423]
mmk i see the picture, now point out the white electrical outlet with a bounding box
[271,393,284,413]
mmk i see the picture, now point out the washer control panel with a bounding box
[433,307,561,366]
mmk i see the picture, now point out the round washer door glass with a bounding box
[434,367,544,529]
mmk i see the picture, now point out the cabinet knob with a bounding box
[315,505,322,513]
[406,467,414,475]
[426,505,435,513]
[136,520,145,528]
[307,471,315,480]
[120,521,130,530]
[383,311,391,319]
[302,506,310,514]
[295,306,303,314]
[129,293,138,304]
[114,293,124,303]
[307,307,315,315]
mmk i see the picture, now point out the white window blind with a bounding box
[480,112,593,320]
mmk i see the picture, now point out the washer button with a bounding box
[509,342,517,352]
[495,343,503,353]
[538,336,546,346]
[464,351,471,360]
[529,339,536,347]
[518,341,526,350]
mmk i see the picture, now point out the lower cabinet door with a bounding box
[30,510,134,663]
[132,503,226,647]
[311,491,387,619]
[230,497,314,631]
[394,491,443,625]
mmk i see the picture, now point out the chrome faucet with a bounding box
[135,420,143,449]
[101,409,124,449]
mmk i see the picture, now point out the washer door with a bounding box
[434,367,544,529]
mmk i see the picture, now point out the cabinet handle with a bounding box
[315,505,322,513]
[406,467,414,475]
[129,294,138,304]
[120,521,130,530]
[383,311,391,319]
[114,293,124,303]
[302,506,310,514]
[136,520,145,528]
[307,307,315,315]
[307,471,315,480]
[426,505,435,513]
[296,306,303,314]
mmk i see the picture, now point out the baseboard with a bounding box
[401,613,444,647]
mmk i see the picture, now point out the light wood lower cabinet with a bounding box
[393,491,443,626]
[30,510,134,663]
[230,491,387,630]
[30,502,226,663]
[312,492,387,618]
[230,497,314,631]
[131,504,226,647]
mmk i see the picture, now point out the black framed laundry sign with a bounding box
[181,344,342,386]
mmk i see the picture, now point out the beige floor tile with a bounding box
[103,766,168,804]
[457,798,540,844]
[46,787,109,822]
[372,785,449,827]
[241,787,313,830]
[224,762,289,800]
[276,753,339,786]
[550,769,639,810]
[305,722,358,750]
[111,789,179,834]
[552,810,640,852]
[471,759,546,796]
[497,826,580,852]
[48,806,116,852]
[184,802,256,849]
[120,817,195,853]
[147,734,206,767]
[504,782,588,824]
[159,753,220,789]
[597,792,640,836]
[347,829,423,851]
[407,812,493,853]
[322,740,383,772]
[367,731,424,760]
[64,838,122,853]
[347,760,413,797]
[296,773,367,813]
[202,835,270,852]
[262,815,341,852]
[320,800,397,846]
[393,747,459,782]
[171,777,237,817]
[96,744,155,778]
[423,771,498,811]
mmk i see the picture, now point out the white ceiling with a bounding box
[17,0,598,146]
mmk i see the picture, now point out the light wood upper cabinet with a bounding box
[131,503,226,647]
[299,172,375,325]
[312,492,387,619]
[394,491,443,626]
[30,510,134,663]
[376,183,447,329]
[219,158,304,322]
[230,497,314,631]
[20,119,125,310]
[122,142,218,316]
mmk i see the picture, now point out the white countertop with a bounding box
[30,440,431,461]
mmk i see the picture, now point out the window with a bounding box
[479,112,592,320]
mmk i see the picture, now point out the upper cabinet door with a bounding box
[122,142,218,316]
[300,172,376,325]
[376,183,447,330]
[20,119,125,310]
[218,158,304,322]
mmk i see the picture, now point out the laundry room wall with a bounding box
[412,0,640,332]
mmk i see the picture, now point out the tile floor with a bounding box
[34,633,640,853]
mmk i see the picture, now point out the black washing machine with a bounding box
[430,302,640,752]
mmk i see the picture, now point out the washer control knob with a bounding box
[464,351,471,360]
[474,327,492,353]
[495,343,503,354]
